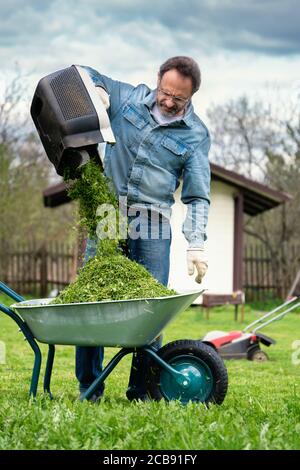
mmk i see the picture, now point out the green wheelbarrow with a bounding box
[0,281,228,405]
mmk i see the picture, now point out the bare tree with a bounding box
[0,70,76,245]
[207,95,282,180]
[207,93,300,296]
[0,67,30,147]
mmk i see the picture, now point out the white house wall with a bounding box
[169,180,236,300]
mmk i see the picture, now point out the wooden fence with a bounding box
[0,240,77,297]
[243,243,300,301]
[1,239,299,301]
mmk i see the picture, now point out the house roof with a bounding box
[43,181,71,208]
[210,163,291,215]
[43,163,292,216]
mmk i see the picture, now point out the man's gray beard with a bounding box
[158,103,179,117]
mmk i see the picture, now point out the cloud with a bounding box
[0,0,299,68]
[0,0,299,115]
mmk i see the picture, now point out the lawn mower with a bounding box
[202,296,300,361]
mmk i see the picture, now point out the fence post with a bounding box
[40,244,48,298]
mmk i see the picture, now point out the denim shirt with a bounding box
[82,66,211,248]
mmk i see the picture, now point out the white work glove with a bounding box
[96,86,110,109]
[187,248,208,284]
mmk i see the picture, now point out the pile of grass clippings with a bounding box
[54,253,175,304]
[67,160,119,237]
[52,160,176,304]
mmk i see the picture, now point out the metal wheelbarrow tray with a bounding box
[0,281,228,405]
[11,292,202,347]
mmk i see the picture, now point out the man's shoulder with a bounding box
[180,112,210,152]
[130,82,152,100]
[190,111,210,139]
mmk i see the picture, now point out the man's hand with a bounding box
[96,86,110,109]
[187,248,208,284]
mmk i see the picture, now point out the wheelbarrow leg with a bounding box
[44,345,55,399]
[80,348,134,402]
[28,333,42,398]
[19,322,42,398]
[0,282,42,398]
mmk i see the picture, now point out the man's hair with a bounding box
[158,56,201,94]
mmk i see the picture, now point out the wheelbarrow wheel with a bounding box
[146,340,228,405]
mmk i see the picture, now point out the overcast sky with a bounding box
[0,0,299,117]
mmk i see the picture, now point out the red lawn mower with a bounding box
[202,296,300,362]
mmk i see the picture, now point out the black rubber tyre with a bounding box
[248,348,269,362]
[146,340,228,405]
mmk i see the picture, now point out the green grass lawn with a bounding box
[0,294,300,450]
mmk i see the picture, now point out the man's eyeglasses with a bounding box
[157,87,190,105]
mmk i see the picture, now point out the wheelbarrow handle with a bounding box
[0,281,24,303]
[0,281,43,399]
[0,281,24,318]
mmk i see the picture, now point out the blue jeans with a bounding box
[75,209,171,398]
